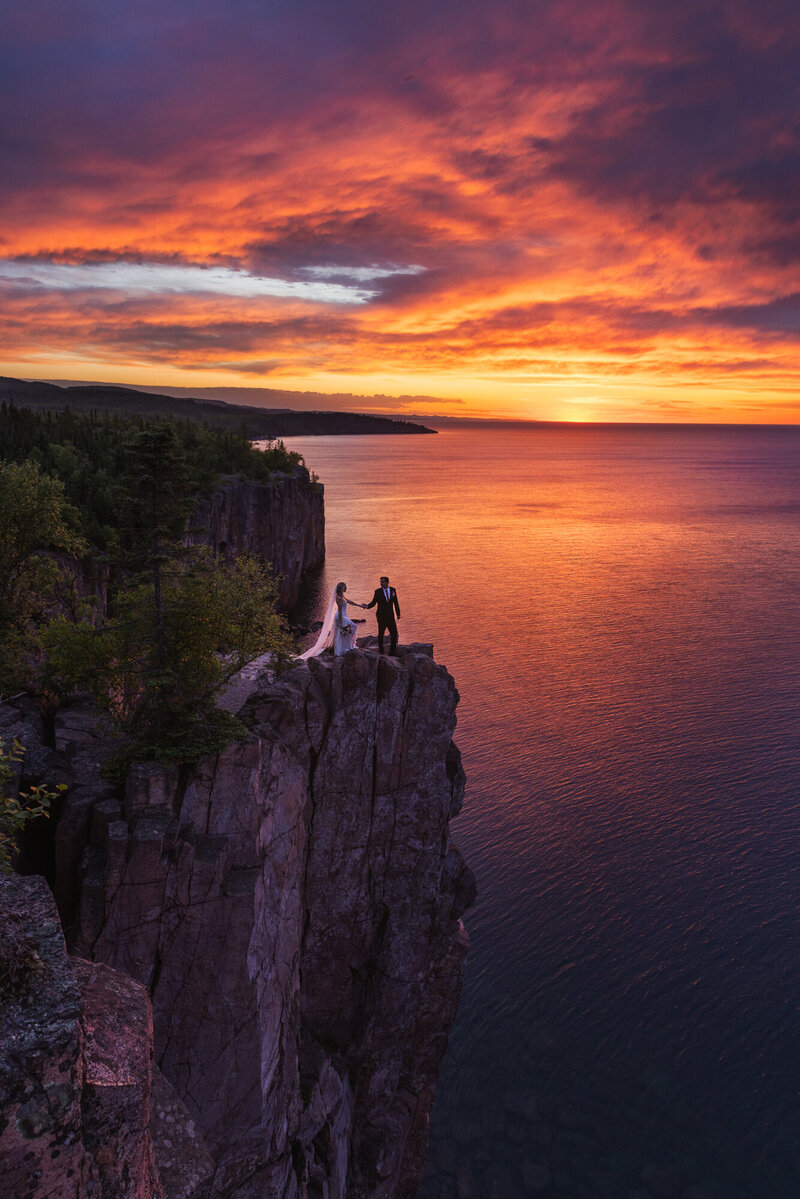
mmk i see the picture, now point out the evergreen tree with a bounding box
[0,460,87,695]
[118,424,193,665]
[0,460,84,623]
[0,408,301,764]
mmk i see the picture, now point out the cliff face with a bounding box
[0,874,213,1199]
[66,644,474,1199]
[186,467,325,610]
[49,466,323,627]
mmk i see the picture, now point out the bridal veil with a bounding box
[298,587,337,660]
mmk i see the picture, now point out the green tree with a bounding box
[0,403,303,555]
[0,460,85,626]
[118,424,194,665]
[0,412,301,768]
[47,553,295,769]
[0,461,87,694]
[0,736,63,874]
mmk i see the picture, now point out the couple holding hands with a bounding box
[300,577,401,660]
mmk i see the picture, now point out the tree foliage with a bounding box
[0,402,302,554]
[117,424,195,666]
[46,554,295,771]
[0,406,301,768]
[0,460,86,618]
[0,737,63,874]
[0,461,89,694]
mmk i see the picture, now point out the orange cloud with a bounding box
[2,0,800,420]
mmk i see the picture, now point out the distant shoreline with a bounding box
[0,376,436,437]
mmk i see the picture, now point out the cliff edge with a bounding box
[29,643,474,1198]
[186,466,325,611]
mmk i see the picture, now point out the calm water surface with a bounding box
[283,425,800,1199]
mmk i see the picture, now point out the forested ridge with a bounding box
[0,406,300,804]
[0,375,436,437]
[0,402,301,553]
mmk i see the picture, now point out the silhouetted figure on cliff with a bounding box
[366,576,401,654]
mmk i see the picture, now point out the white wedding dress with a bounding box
[333,600,358,656]
[299,589,358,660]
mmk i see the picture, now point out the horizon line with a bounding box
[10,373,800,429]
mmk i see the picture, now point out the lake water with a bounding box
[282,424,800,1199]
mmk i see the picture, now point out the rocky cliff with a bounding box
[0,874,213,1199]
[6,642,474,1199]
[51,465,323,625]
[186,467,325,611]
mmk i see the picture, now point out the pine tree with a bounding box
[118,424,193,666]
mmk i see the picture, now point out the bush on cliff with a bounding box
[0,460,88,695]
[45,553,295,773]
[0,737,63,875]
[0,411,298,769]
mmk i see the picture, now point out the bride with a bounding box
[299,582,366,660]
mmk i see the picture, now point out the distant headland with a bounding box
[0,376,436,437]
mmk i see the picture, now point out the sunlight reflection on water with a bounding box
[284,424,800,1199]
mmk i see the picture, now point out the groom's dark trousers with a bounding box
[366,587,400,654]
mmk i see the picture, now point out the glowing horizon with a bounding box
[2,0,800,423]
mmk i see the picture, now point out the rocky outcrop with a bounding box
[186,468,325,610]
[67,643,474,1198]
[0,874,213,1199]
[46,465,324,623]
[0,694,122,933]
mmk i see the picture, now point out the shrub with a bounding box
[0,737,63,874]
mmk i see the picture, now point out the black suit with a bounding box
[366,586,400,654]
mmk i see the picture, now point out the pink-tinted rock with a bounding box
[76,644,474,1198]
[72,956,164,1199]
[0,875,90,1199]
[124,762,181,818]
[149,1065,215,1199]
[53,699,117,785]
[0,875,212,1199]
[185,469,325,611]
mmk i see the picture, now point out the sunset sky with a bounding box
[3,0,800,421]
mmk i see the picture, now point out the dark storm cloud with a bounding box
[527,5,800,212]
[13,248,209,266]
[245,212,432,276]
[410,292,800,346]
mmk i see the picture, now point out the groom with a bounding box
[366,576,401,655]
